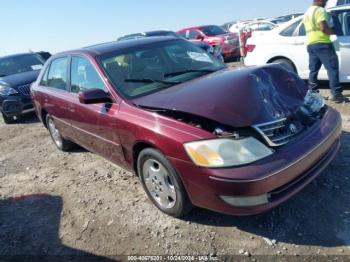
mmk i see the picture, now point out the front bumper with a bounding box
[170,107,342,215]
[0,95,34,117]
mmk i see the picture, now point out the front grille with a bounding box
[17,84,31,96]
[253,118,304,147]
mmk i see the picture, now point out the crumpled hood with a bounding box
[0,70,40,88]
[133,64,308,128]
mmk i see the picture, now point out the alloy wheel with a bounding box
[142,159,177,209]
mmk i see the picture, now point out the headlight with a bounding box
[0,82,18,96]
[303,90,325,115]
[184,137,273,168]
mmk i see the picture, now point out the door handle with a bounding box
[293,41,305,45]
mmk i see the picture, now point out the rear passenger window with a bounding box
[47,57,68,90]
[70,56,106,93]
[297,23,306,36]
[280,21,300,36]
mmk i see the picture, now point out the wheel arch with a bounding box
[267,56,298,74]
[41,108,48,128]
[132,141,157,176]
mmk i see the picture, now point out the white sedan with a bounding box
[244,5,350,83]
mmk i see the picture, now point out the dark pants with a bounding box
[307,43,342,96]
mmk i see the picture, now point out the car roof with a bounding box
[0,53,38,60]
[178,25,217,31]
[55,36,181,57]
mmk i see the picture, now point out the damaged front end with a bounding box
[134,64,328,166]
[253,90,326,147]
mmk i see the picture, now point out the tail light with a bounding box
[245,44,256,53]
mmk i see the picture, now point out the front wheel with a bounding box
[137,148,193,218]
[46,115,74,151]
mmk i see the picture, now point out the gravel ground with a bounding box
[0,87,349,262]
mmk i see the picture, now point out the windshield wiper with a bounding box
[124,78,180,84]
[164,69,218,78]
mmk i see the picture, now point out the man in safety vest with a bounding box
[304,0,349,103]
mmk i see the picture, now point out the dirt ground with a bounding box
[0,86,349,261]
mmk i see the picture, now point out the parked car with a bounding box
[228,20,277,34]
[244,5,350,83]
[222,21,237,32]
[177,25,240,61]
[117,30,224,62]
[268,13,304,25]
[36,51,52,61]
[31,37,341,217]
[0,53,46,123]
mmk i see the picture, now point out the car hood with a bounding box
[0,70,40,88]
[132,64,307,128]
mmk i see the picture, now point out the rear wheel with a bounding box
[46,115,74,151]
[1,112,16,124]
[273,58,296,73]
[137,148,193,218]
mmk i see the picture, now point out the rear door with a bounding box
[68,55,125,165]
[38,56,74,138]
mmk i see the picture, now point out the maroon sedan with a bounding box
[176,25,240,61]
[31,37,342,217]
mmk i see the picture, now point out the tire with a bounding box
[2,112,16,124]
[137,148,193,218]
[46,115,74,151]
[273,58,296,73]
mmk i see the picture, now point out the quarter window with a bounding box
[70,56,106,93]
[47,57,68,90]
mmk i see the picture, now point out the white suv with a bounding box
[244,5,350,83]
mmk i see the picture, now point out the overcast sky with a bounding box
[0,0,311,56]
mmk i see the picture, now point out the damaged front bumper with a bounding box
[169,107,342,215]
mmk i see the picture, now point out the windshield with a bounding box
[201,25,227,36]
[0,54,43,77]
[99,40,225,98]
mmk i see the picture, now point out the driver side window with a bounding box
[70,56,106,93]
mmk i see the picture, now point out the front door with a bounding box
[68,56,125,166]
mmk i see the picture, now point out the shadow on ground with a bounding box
[0,194,117,262]
[185,131,350,248]
[3,113,40,125]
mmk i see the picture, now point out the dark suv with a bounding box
[0,53,48,124]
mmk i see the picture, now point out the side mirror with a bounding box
[195,34,204,41]
[78,88,112,104]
